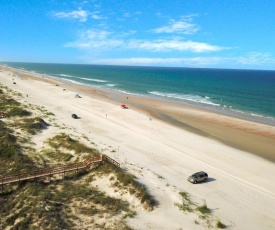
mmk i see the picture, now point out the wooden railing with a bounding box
[102,155,120,167]
[0,154,119,191]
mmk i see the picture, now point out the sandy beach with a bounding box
[1,66,275,229]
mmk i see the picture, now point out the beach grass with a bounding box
[95,162,157,210]
[175,191,194,213]
[196,201,212,215]
[0,84,153,229]
[216,219,227,229]
[45,133,99,156]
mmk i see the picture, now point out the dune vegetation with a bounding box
[0,84,156,229]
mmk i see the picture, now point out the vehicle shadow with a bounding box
[205,177,216,183]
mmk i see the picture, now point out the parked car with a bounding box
[188,171,208,184]
[71,114,78,119]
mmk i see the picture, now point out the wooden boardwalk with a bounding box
[0,154,119,192]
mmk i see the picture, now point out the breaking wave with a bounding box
[148,91,220,106]
[79,78,108,83]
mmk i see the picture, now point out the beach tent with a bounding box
[75,93,81,98]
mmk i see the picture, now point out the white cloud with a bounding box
[236,52,275,65]
[65,29,123,48]
[180,14,199,21]
[128,39,223,52]
[91,11,104,20]
[53,9,88,22]
[153,19,200,34]
[80,54,275,68]
[82,57,226,67]
[66,29,224,53]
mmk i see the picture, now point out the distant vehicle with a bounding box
[121,104,128,109]
[188,171,208,184]
[71,114,78,119]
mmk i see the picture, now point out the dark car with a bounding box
[71,114,78,119]
[188,171,208,184]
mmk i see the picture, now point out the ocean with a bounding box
[2,62,275,126]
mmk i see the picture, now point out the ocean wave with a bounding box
[59,74,74,78]
[116,89,141,96]
[106,84,117,87]
[231,109,265,118]
[60,78,82,85]
[229,108,275,124]
[148,91,220,106]
[79,77,108,83]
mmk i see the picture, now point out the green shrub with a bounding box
[196,202,211,215]
[216,220,227,229]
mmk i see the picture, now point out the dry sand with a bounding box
[1,66,275,229]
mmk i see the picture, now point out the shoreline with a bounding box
[3,63,275,127]
[2,65,275,163]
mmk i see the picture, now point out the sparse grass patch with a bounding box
[8,107,32,117]
[175,191,194,213]
[216,220,227,229]
[0,120,34,174]
[0,89,32,117]
[124,210,136,219]
[196,201,212,215]
[45,111,55,116]
[19,117,49,134]
[42,149,74,162]
[95,163,157,210]
[157,174,164,179]
[45,133,99,157]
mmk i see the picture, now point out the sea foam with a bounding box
[148,91,220,106]
[59,74,74,78]
[79,78,108,83]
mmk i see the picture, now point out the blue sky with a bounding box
[1,0,275,69]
